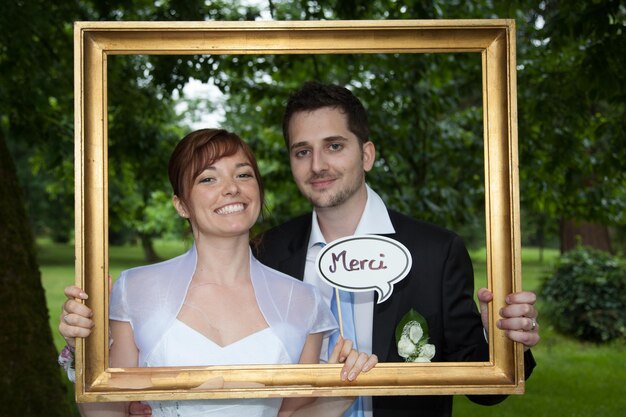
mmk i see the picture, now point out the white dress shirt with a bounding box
[303,184,395,417]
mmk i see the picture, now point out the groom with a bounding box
[253,81,539,417]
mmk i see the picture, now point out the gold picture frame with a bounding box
[74,19,524,402]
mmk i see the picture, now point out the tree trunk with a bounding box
[0,132,72,415]
[560,218,613,254]
[140,233,161,263]
[537,214,546,263]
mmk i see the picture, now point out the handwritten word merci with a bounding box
[316,235,412,304]
[329,251,387,273]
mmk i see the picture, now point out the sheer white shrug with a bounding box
[110,245,337,367]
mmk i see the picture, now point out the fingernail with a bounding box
[497,320,502,328]
[80,292,88,299]
[348,372,356,381]
[505,296,511,304]
[341,371,348,381]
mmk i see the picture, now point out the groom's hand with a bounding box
[477,288,540,351]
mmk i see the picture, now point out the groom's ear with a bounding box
[362,141,376,172]
[172,195,189,219]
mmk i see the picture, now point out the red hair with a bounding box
[168,129,264,207]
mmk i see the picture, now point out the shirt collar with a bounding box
[308,184,395,248]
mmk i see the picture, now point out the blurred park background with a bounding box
[1,1,624,416]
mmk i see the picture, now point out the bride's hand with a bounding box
[59,285,94,346]
[59,276,111,346]
[328,336,378,381]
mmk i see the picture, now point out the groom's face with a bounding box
[286,107,374,209]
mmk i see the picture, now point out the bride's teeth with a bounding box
[217,204,244,214]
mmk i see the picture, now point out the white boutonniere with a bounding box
[395,309,436,362]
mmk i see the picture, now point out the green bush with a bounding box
[540,246,626,343]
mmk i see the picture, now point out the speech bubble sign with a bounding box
[316,235,413,304]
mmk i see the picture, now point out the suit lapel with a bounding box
[373,295,403,360]
[278,216,312,281]
[278,244,308,281]
[372,232,405,360]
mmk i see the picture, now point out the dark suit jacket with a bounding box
[254,209,535,417]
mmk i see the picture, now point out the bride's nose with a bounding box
[222,179,240,196]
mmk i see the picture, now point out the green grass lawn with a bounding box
[39,240,625,416]
[457,247,626,416]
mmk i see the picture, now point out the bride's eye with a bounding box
[198,176,215,184]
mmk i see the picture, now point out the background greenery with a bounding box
[541,246,626,343]
[1,0,625,415]
[3,0,625,257]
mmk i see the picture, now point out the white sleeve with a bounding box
[109,272,130,322]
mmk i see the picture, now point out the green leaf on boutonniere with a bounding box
[395,308,429,345]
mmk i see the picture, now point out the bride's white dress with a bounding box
[145,321,289,417]
[109,246,337,417]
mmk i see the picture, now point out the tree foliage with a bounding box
[515,0,626,252]
[6,0,624,254]
[221,0,626,250]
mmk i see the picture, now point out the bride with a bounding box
[61,129,377,417]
